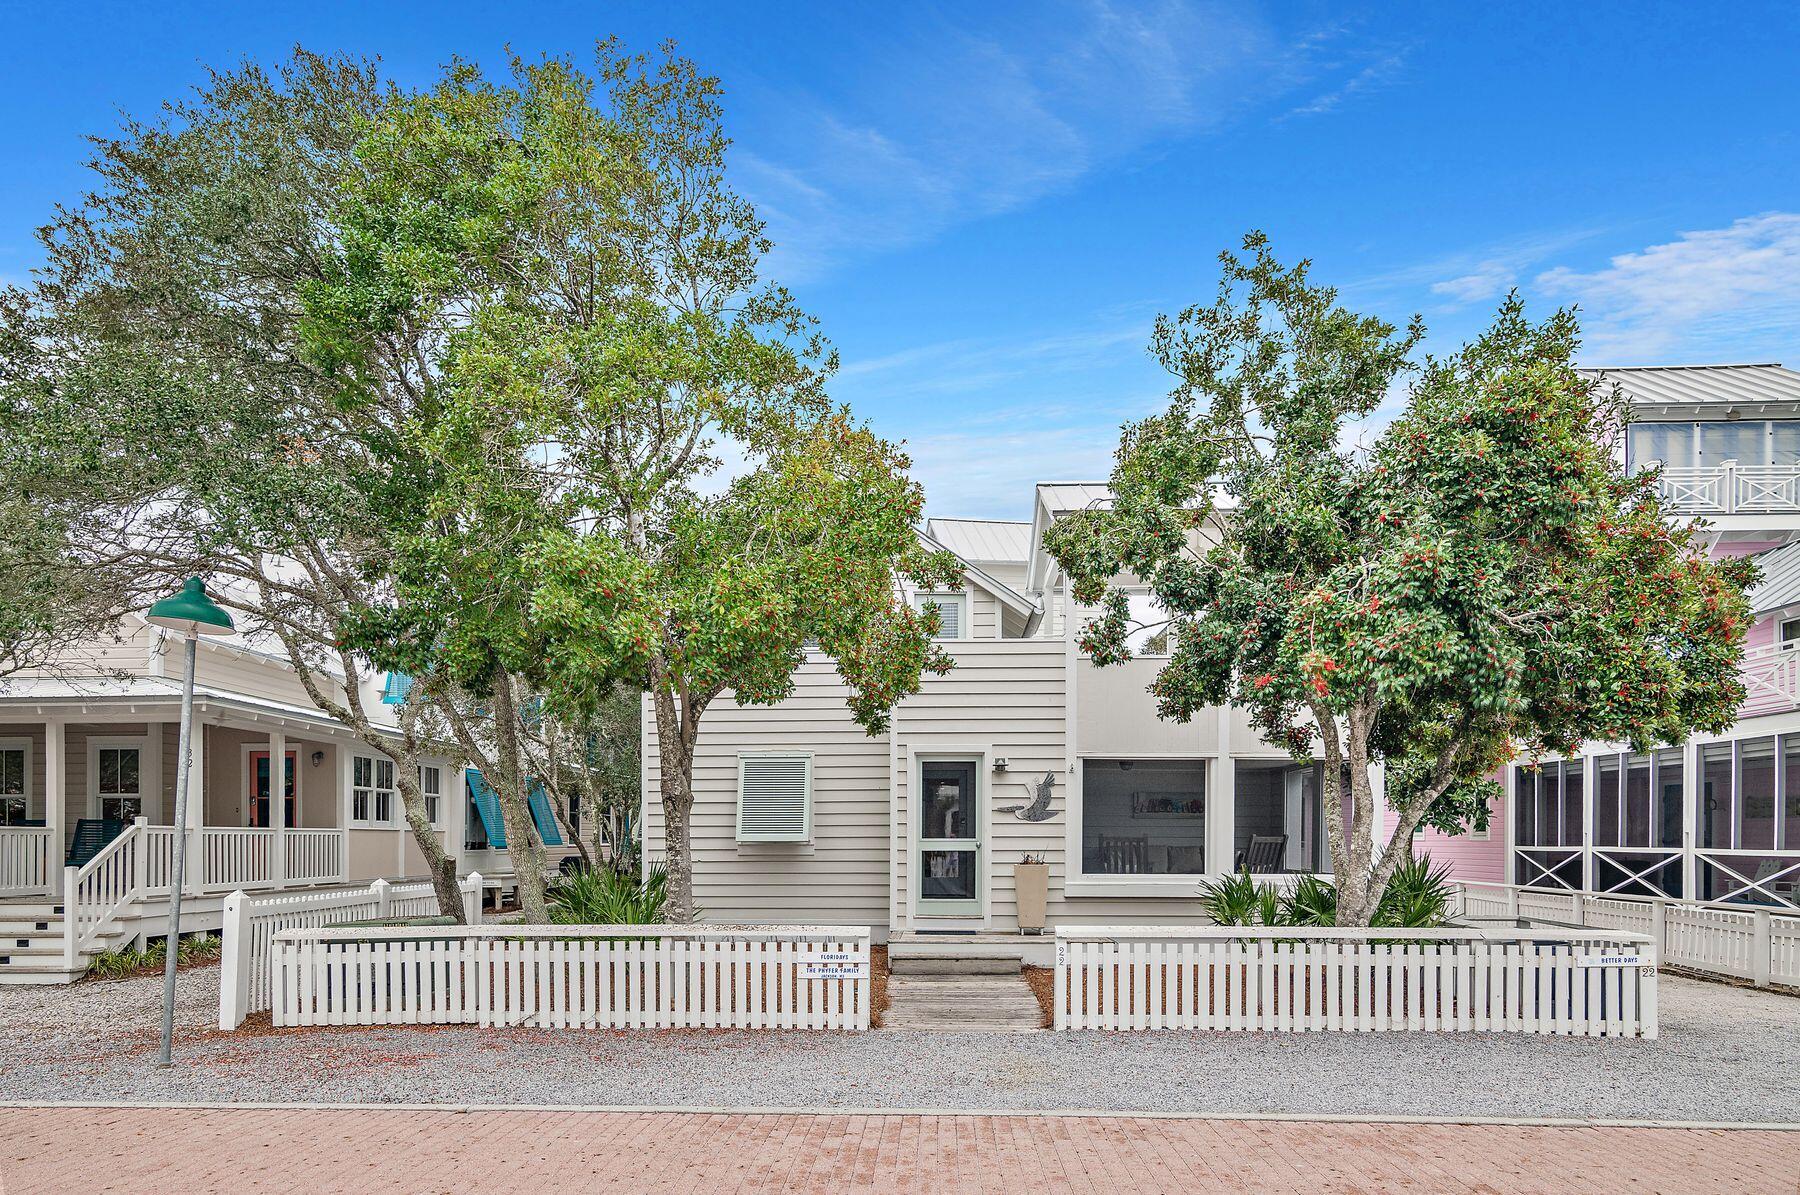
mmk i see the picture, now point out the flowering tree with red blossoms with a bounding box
[1045,234,1755,925]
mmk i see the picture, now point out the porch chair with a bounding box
[1234,834,1288,874]
[65,818,127,869]
[1094,834,1152,874]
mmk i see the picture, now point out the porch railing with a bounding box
[63,818,148,965]
[1739,642,1800,716]
[1454,880,1800,989]
[59,822,350,968]
[0,826,54,896]
[284,829,346,886]
[1648,461,1800,514]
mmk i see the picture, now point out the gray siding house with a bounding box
[644,484,1355,959]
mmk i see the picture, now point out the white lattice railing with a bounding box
[1647,461,1800,514]
[1739,642,1800,715]
[0,826,53,896]
[257,923,872,1032]
[1053,925,1657,1038]
[1455,881,1800,989]
[218,874,484,1028]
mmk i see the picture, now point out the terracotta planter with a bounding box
[1014,862,1049,934]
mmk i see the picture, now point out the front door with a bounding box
[917,759,982,917]
[248,750,298,828]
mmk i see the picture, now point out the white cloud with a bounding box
[1287,50,1407,118]
[1430,262,1515,305]
[738,2,1372,282]
[1536,213,1800,362]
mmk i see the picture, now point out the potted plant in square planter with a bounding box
[1014,852,1049,935]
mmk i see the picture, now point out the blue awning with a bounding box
[466,769,506,848]
[527,781,564,846]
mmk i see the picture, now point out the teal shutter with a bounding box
[527,782,563,846]
[466,769,506,848]
[381,672,414,705]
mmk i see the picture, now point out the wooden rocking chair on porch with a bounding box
[1234,834,1288,874]
[64,818,127,870]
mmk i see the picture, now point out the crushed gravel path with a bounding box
[1,968,1794,1124]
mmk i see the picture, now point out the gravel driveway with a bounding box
[2,967,1794,1124]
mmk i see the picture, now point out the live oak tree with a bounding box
[0,54,484,919]
[1046,235,1754,925]
[330,47,958,922]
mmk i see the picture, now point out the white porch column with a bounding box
[1210,703,1236,875]
[183,721,206,894]
[1580,754,1596,893]
[143,722,164,825]
[269,729,287,888]
[45,719,65,899]
[1682,737,1700,901]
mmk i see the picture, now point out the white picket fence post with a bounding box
[1753,908,1772,988]
[461,872,483,925]
[218,890,250,1030]
[371,877,391,920]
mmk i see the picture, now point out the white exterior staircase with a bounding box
[0,900,129,985]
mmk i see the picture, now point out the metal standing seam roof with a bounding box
[1745,539,1800,614]
[1578,363,1800,408]
[922,517,1034,563]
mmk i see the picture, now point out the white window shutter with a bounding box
[915,592,964,639]
[737,755,812,842]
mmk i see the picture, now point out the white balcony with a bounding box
[1740,642,1800,716]
[1648,460,1800,514]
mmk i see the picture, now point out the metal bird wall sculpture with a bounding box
[997,770,1058,821]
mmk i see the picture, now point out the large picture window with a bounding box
[352,755,397,827]
[1081,759,1207,876]
[96,744,142,822]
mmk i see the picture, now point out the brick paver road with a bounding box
[1,1106,1795,1193]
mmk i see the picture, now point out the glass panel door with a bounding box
[918,760,982,916]
[248,750,298,828]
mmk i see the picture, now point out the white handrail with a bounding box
[62,818,147,966]
[277,922,872,944]
[1054,923,1651,945]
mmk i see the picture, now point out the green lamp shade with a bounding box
[146,577,236,636]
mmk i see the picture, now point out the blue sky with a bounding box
[2,1,1797,519]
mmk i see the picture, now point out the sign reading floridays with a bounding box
[796,949,869,979]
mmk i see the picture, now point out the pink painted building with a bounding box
[1417,364,1800,909]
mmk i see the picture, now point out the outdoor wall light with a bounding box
[311,751,325,767]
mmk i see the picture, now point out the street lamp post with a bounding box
[145,578,235,1068]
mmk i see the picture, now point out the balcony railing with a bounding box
[1741,642,1800,716]
[1647,460,1800,514]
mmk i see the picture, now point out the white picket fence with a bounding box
[1053,925,1658,1038]
[1455,881,1800,989]
[264,924,873,1032]
[218,874,483,1029]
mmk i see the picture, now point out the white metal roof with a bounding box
[1035,482,1116,516]
[1745,540,1800,614]
[923,518,1034,564]
[1579,363,1800,409]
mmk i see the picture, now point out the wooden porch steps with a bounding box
[0,906,127,985]
[882,973,1045,1032]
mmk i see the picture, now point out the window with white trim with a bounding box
[96,745,142,822]
[0,742,27,825]
[420,764,442,828]
[1781,617,1800,650]
[913,592,967,640]
[352,755,397,827]
[736,754,812,842]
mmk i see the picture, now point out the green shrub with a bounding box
[1197,854,1451,930]
[548,860,669,924]
[86,932,221,980]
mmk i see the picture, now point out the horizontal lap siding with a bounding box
[643,660,892,933]
[895,641,1067,933]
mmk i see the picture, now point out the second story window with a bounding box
[1629,420,1800,472]
[913,592,967,640]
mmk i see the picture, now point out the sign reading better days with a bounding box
[796,950,869,979]
[1576,953,1645,968]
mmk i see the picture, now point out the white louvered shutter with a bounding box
[737,755,812,842]
[916,593,964,639]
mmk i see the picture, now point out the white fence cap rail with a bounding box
[1053,924,1652,945]
[271,923,873,944]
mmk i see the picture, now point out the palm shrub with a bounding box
[1198,871,1285,926]
[1280,873,1339,927]
[548,860,670,925]
[1371,853,1454,928]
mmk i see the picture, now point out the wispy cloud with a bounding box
[1287,50,1408,118]
[738,2,1382,282]
[1536,212,1800,362]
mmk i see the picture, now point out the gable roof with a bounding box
[915,528,1040,620]
[923,517,1033,564]
[1579,363,1800,408]
[1746,539,1800,614]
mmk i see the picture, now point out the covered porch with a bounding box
[0,699,358,903]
